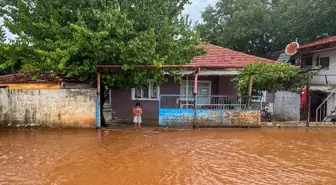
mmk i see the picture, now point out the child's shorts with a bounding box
[133,116,142,123]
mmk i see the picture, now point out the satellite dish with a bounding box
[285,42,299,55]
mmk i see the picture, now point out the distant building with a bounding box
[272,36,336,121]
[0,72,96,127]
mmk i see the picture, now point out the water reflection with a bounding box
[0,128,336,185]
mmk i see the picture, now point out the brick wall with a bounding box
[0,89,96,128]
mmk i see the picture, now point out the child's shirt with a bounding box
[133,107,143,116]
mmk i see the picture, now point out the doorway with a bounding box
[310,91,328,121]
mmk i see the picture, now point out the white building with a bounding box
[275,36,336,121]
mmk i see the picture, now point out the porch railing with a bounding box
[159,95,263,126]
[159,95,262,111]
[315,90,336,122]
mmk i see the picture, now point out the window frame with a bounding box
[179,80,211,108]
[319,56,330,70]
[303,55,313,66]
[131,80,160,101]
[179,80,212,97]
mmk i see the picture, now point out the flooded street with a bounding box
[1,128,336,185]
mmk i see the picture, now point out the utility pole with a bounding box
[193,68,200,129]
[96,72,101,128]
[247,73,254,108]
[306,71,311,127]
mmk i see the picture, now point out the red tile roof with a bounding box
[1,44,275,84]
[193,44,274,68]
[271,36,336,57]
[299,36,336,49]
[0,72,81,84]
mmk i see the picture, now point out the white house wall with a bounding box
[309,49,336,85]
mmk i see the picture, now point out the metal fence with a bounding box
[159,94,262,126]
[315,92,336,122]
[160,95,262,110]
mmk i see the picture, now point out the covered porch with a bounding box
[95,44,274,128]
[96,67,261,128]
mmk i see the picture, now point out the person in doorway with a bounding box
[133,102,143,128]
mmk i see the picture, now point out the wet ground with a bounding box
[0,128,336,185]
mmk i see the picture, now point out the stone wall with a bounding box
[0,88,96,128]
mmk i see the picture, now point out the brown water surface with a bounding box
[0,128,336,185]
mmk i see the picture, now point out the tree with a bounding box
[235,62,307,94]
[197,0,336,57]
[0,25,10,75]
[0,0,205,88]
[0,25,4,43]
[0,25,24,75]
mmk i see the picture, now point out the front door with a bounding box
[197,81,211,105]
[180,80,211,106]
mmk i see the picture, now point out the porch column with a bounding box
[186,75,189,107]
[247,73,254,107]
[97,72,101,104]
[193,68,200,128]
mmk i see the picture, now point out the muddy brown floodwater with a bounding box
[1,128,336,185]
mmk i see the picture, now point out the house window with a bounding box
[303,56,313,66]
[180,81,211,96]
[180,81,211,106]
[180,81,194,96]
[320,57,330,69]
[132,81,160,100]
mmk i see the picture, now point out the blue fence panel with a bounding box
[159,94,262,126]
[159,108,194,125]
[95,94,101,128]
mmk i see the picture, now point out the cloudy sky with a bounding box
[1,0,217,39]
[184,0,218,23]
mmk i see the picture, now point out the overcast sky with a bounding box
[184,0,218,24]
[1,0,218,40]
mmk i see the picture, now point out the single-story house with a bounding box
[105,44,275,125]
[0,72,96,127]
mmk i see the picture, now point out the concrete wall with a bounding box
[273,91,300,121]
[0,88,96,128]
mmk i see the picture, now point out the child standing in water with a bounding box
[133,102,143,128]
